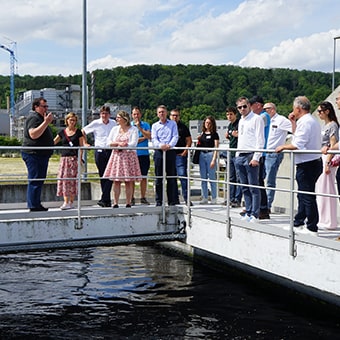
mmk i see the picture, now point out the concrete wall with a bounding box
[0,182,92,203]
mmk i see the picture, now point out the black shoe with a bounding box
[140,197,150,205]
[30,205,48,212]
[131,197,135,206]
[98,200,111,207]
[259,210,270,220]
[156,202,162,207]
[126,204,131,208]
[113,204,119,208]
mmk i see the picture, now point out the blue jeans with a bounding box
[235,153,260,218]
[225,156,242,203]
[294,158,322,232]
[199,151,217,199]
[176,154,188,201]
[265,153,284,209]
[22,152,50,208]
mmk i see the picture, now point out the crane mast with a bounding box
[0,42,16,137]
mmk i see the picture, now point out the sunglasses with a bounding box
[237,104,248,110]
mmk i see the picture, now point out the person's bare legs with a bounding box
[113,182,121,205]
[125,181,133,205]
[140,178,147,199]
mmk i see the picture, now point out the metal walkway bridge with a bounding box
[0,203,186,253]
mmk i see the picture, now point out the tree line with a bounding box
[0,64,337,127]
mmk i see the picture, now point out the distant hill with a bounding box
[0,64,337,126]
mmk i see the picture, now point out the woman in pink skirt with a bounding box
[54,112,84,210]
[104,110,141,208]
[316,101,339,230]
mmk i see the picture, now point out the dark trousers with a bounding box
[259,156,268,212]
[154,149,179,205]
[336,167,340,201]
[95,149,113,203]
[22,152,50,209]
[294,158,322,231]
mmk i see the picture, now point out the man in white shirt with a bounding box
[263,103,292,212]
[276,96,322,235]
[235,96,265,222]
[82,106,117,207]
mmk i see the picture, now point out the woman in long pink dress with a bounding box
[316,101,339,230]
[104,110,141,208]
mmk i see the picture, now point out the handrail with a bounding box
[0,144,337,254]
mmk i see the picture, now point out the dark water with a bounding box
[0,245,339,339]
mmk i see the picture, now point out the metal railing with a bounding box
[1,144,338,256]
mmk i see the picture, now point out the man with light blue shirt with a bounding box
[131,106,151,205]
[151,105,180,206]
[264,103,292,211]
[276,96,322,235]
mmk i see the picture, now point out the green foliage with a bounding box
[0,65,338,129]
[0,135,21,146]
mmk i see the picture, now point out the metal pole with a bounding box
[332,36,340,92]
[82,0,87,127]
[82,0,88,180]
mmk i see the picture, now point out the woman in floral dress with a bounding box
[104,110,141,208]
[54,112,84,210]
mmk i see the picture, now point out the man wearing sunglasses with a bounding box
[235,96,265,222]
[22,97,54,212]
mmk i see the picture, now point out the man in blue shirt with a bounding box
[151,105,180,206]
[131,106,151,205]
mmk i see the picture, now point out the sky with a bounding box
[0,0,340,77]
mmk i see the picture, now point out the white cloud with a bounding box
[239,30,340,72]
[1,1,340,76]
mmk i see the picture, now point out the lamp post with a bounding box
[332,36,340,92]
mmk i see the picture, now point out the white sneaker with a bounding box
[248,215,258,223]
[296,227,318,236]
[210,198,217,204]
[240,214,249,221]
[199,198,208,204]
[60,203,72,210]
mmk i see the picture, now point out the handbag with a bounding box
[192,138,202,164]
[192,149,200,164]
[330,154,340,167]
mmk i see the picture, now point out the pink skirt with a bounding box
[104,150,141,182]
[57,156,78,197]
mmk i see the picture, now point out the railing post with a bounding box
[226,150,232,239]
[289,151,297,257]
[161,149,166,224]
[76,147,83,229]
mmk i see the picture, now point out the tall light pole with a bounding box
[82,0,87,128]
[332,36,340,92]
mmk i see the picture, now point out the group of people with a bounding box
[21,100,195,210]
[227,92,340,235]
[21,92,340,235]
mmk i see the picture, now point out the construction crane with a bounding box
[0,41,17,137]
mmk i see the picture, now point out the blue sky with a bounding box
[0,0,340,76]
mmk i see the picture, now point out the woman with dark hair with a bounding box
[197,115,219,204]
[316,101,339,229]
[54,112,84,210]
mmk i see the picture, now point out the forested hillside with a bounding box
[0,64,336,126]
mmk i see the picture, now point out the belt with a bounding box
[239,152,253,156]
[201,150,213,153]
